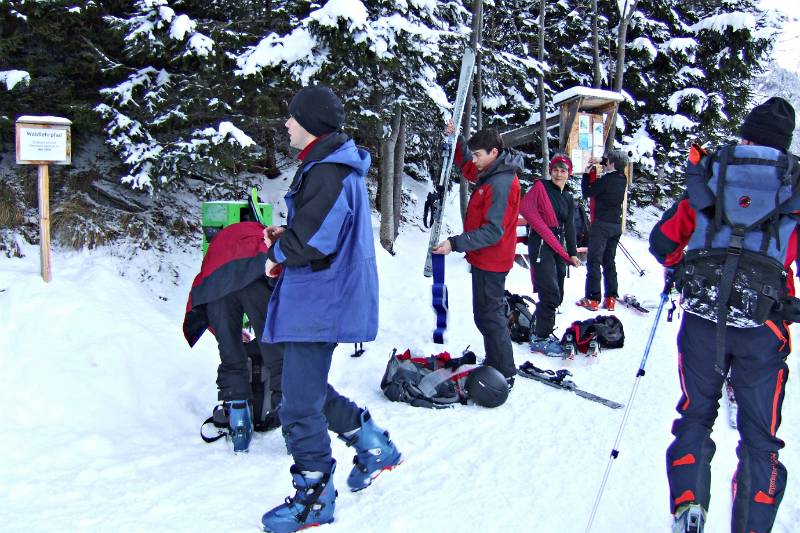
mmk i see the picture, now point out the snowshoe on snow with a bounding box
[339,409,402,492]
[261,462,337,533]
[672,503,706,533]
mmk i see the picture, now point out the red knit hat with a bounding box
[549,154,572,175]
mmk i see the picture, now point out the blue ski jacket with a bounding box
[263,132,378,343]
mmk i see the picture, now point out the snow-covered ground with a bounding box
[1,174,798,533]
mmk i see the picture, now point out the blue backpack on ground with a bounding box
[681,143,800,373]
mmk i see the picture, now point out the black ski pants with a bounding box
[471,266,516,379]
[667,313,789,532]
[205,277,283,403]
[584,221,621,300]
[533,244,566,338]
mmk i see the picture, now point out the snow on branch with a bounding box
[0,70,30,91]
[649,113,698,133]
[629,37,658,63]
[689,12,756,34]
[667,88,708,113]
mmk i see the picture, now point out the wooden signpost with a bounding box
[15,116,72,282]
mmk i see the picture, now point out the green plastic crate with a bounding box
[201,200,273,255]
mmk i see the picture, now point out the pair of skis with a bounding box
[517,361,623,409]
[423,47,476,278]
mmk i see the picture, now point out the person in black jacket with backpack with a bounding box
[576,150,629,311]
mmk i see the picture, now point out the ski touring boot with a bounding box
[339,409,402,492]
[226,400,253,454]
[602,296,616,311]
[530,334,565,357]
[261,462,337,533]
[586,339,600,357]
[672,503,706,533]
[560,332,577,359]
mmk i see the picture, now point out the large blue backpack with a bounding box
[682,143,800,373]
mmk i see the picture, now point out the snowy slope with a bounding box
[1,177,798,533]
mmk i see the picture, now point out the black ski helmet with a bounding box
[466,365,509,408]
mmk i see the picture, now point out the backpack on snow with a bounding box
[680,143,800,372]
[380,349,478,409]
[505,291,536,343]
[560,315,625,353]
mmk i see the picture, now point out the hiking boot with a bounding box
[672,503,706,533]
[602,296,616,311]
[576,298,600,311]
[261,462,337,533]
[339,410,402,492]
[226,400,253,454]
[530,335,564,357]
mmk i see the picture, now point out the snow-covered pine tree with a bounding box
[97,0,269,191]
[235,0,469,251]
[0,0,120,148]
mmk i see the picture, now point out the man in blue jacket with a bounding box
[260,86,402,533]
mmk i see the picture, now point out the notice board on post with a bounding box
[15,115,73,282]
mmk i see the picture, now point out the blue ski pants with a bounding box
[280,341,362,473]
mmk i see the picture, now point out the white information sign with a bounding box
[15,116,72,165]
[18,127,68,161]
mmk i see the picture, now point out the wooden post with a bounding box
[15,115,72,283]
[38,165,52,282]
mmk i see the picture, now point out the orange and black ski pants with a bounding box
[667,312,790,533]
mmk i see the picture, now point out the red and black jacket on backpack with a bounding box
[183,222,272,347]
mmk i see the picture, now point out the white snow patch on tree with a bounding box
[187,33,214,57]
[649,113,698,133]
[203,121,256,147]
[482,94,507,111]
[630,37,658,63]
[689,12,756,33]
[169,14,195,41]
[661,37,698,55]
[310,0,369,31]
[236,29,318,76]
[676,66,705,80]
[667,88,707,113]
[622,127,657,169]
[0,69,30,91]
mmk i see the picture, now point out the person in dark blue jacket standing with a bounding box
[259,86,402,533]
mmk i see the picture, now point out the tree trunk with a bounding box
[592,0,601,88]
[606,0,640,152]
[392,112,406,240]
[460,0,484,222]
[538,0,548,178]
[379,109,402,253]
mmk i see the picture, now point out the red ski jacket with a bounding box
[450,138,522,272]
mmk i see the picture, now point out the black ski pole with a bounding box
[617,241,645,276]
[585,275,674,532]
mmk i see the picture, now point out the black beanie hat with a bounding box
[288,85,344,137]
[739,96,795,151]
